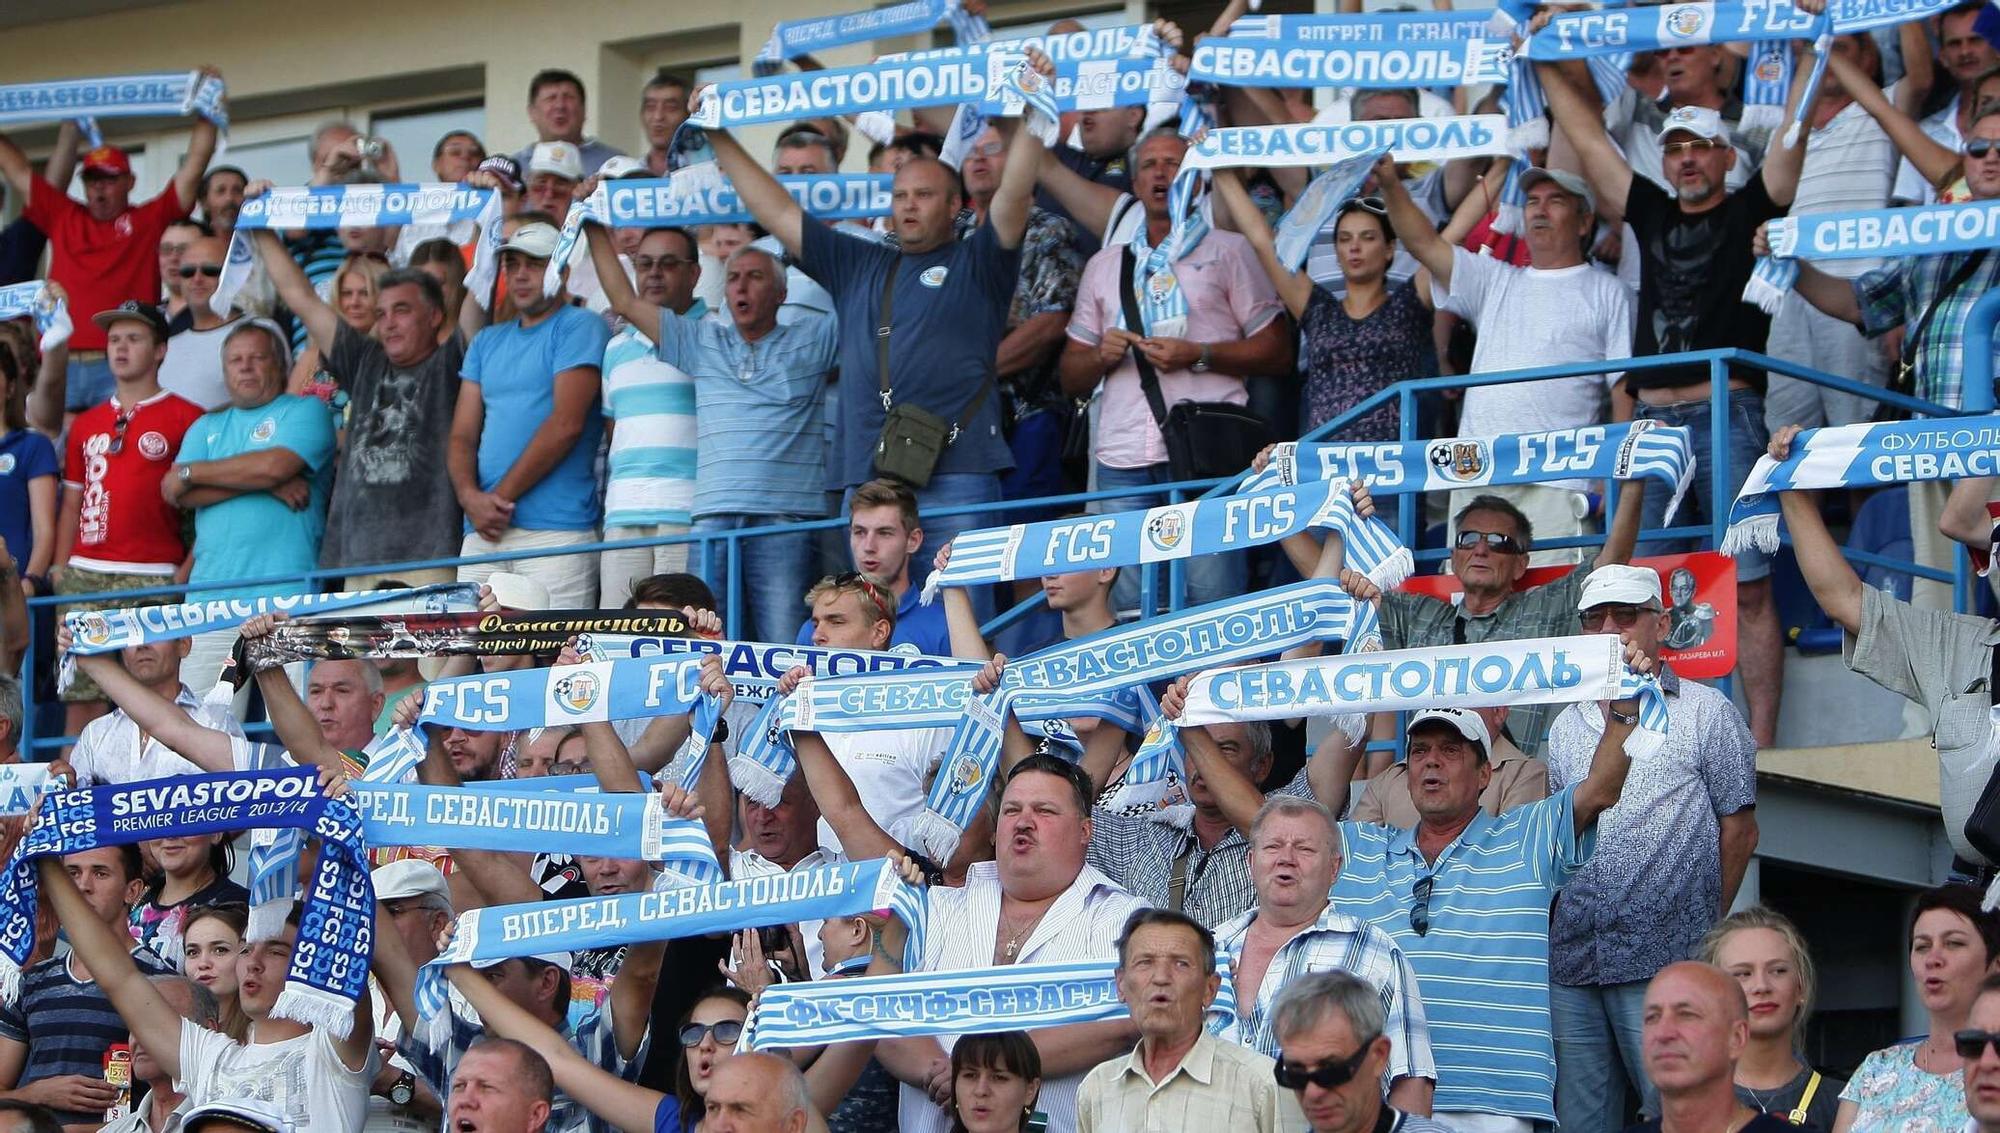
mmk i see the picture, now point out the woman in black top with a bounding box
[1700,907,1845,1129]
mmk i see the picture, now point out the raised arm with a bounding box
[171,70,224,213]
[1035,147,1125,246]
[57,627,236,773]
[1770,427,1864,632]
[1377,154,1456,288]
[1592,478,1647,569]
[1756,43,1816,209]
[446,965,664,1133]
[583,222,662,335]
[989,55,1057,251]
[0,133,33,204]
[707,129,805,256]
[1827,48,1959,192]
[1211,169,1311,319]
[1569,640,1650,833]
[1752,222,1863,325]
[237,616,346,772]
[251,229,341,354]
[794,729,905,862]
[1537,59,1635,217]
[35,858,186,1080]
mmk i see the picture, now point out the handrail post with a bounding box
[1710,355,1734,703]
[21,601,36,752]
[1397,386,1418,551]
[1960,290,2000,413]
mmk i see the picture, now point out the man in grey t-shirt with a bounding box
[251,226,463,588]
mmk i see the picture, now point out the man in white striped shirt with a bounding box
[880,754,1148,1133]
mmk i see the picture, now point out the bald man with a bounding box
[1628,963,1792,1133]
[701,1053,812,1133]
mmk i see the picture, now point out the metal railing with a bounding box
[19,347,1974,753]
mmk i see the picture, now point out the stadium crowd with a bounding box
[0,0,1999,1131]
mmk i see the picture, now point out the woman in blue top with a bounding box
[0,329,56,594]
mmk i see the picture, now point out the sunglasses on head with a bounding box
[177,263,223,279]
[1339,195,1387,216]
[1966,139,2000,160]
[1273,1040,1377,1090]
[1454,530,1523,555]
[680,1020,744,1047]
[832,571,894,621]
[1580,605,1657,630]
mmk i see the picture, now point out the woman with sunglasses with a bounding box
[1698,907,1843,1128]
[1831,884,2000,1132]
[948,1031,1042,1133]
[290,251,389,402]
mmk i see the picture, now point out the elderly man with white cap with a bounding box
[1543,563,1759,1133]
[448,218,609,607]
[1321,570,1657,1133]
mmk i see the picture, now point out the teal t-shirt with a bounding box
[176,393,337,600]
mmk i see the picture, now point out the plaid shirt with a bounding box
[400,996,644,1133]
[1084,769,1313,930]
[1380,569,1593,755]
[1211,902,1437,1083]
[1856,248,2000,410]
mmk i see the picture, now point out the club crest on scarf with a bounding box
[1145,509,1189,552]
[554,671,602,713]
[1429,439,1490,483]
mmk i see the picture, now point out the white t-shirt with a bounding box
[176,1019,371,1133]
[1894,95,1960,205]
[1791,100,1896,280]
[815,726,950,857]
[71,685,247,786]
[158,321,239,410]
[1438,248,1633,490]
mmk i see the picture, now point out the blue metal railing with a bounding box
[20,347,1975,753]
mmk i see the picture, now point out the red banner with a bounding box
[1397,551,1738,678]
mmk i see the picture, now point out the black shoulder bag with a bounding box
[1877,248,1990,422]
[1117,246,1274,482]
[1961,644,2000,863]
[872,257,995,488]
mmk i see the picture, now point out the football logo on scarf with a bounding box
[949,752,984,794]
[76,612,113,648]
[554,672,601,713]
[1145,509,1187,552]
[1428,439,1489,483]
[1753,53,1784,83]
[1663,5,1706,39]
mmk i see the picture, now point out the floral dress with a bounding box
[1297,280,1430,441]
[1839,1041,1969,1133]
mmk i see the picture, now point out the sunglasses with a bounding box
[680,1020,744,1047]
[632,255,696,273]
[1339,195,1386,216]
[1274,1040,1377,1090]
[831,571,894,622]
[1663,139,1722,156]
[1580,605,1657,630]
[106,410,133,455]
[1966,139,2000,160]
[1454,530,1523,555]
[177,263,223,279]
[966,140,1006,159]
[1958,1029,2000,1058]
[1410,874,1433,937]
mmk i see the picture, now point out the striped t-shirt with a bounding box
[603,310,701,529]
[1335,786,1593,1125]
[0,946,176,1125]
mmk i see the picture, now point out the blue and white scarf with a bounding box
[1226,10,1491,43]
[987,52,1186,120]
[1121,169,1210,337]
[1175,632,1671,757]
[349,781,719,880]
[1721,417,2000,555]
[1242,423,1696,523]
[62,583,478,655]
[419,655,712,731]
[689,55,993,128]
[923,478,1414,601]
[1746,199,2000,315]
[746,958,1239,1049]
[0,72,226,129]
[2,770,371,1033]
[755,0,961,74]
[1741,40,1795,135]
[418,857,926,1017]
[1189,37,1513,89]
[580,635,975,705]
[216,183,499,317]
[1524,2,1828,61]
[883,23,1152,62]
[1828,0,1962,31]
[0,767,59,818]
[0,282,71,352]
[1182,117,1508,171]
[1273,154,1386,272]
[916,584,1380,841]
[1502,55,1550,156]
[585,173,893,228]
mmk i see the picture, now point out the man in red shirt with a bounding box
[0,67,224,422]
[51,301,205,735]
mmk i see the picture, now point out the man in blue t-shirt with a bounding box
[449,218,610,607]
[706,59,1051,584]
[165,318,336,601]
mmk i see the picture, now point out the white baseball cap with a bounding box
[469,951,574,973]
[182,1099,293,1133]
[1576,563,1665,611]
[371,859,451,907]
[1408,707,1491,751]
[597,154,646,180]
[485,570,551,610]
[1660,105,1727,144]
[528,140,584,181]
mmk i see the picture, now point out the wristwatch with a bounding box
[1190,344,1213,373]
[177,464,193,483]
[389,1070,415,1107]
[1608,706,1639,726]
[709,716,731,748]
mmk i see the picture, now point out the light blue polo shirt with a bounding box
[462,304,609,532]
[1334,785,1594,1124]
[176,394,336,601]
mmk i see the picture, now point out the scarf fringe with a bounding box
[1506,118,1549,153]
[246,895,293,944]
[1719,513,1781,559]
[1364,547,1415,591]
[909,810,964,866]
[273,983,356,1038]
[728,754,790,811]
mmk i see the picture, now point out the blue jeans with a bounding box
[1634,389,1772,582]
[1093,461,1246,614]
[65,355,114,412]
[1551,980,1656,1133]
[693,514,815,644]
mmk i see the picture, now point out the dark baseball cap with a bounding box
[476,154,524,193]
[91,300,171,341]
